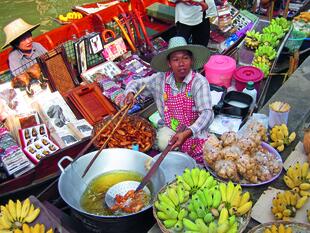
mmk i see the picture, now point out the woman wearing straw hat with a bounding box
[125,36,214,163]
[2,18,47,76]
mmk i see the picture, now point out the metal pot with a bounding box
[58,148,166,233]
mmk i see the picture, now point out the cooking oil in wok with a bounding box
[80,170,150,216]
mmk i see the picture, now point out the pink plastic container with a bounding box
[204,55,236,88]
[233,66,264,92]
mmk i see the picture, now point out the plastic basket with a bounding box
[285,30,307,52]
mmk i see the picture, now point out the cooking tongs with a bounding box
[81,85,146,178]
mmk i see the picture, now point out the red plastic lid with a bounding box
[233,66,264,83]
[205,55,236,72]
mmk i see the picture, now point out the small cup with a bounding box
[268,107,289,128]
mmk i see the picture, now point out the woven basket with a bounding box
[248,221,310,233]
[92,115,156,152]
[153,181,178,233]
[153,180,251,233]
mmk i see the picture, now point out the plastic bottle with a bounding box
[242,81,257,110]
[132,144,139,151]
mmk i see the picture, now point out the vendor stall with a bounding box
[0,1,309,233]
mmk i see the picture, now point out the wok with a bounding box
[58,148,166,233]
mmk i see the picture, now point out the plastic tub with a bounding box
[233,66,264,92]
[221,91,252,119]
[204,55,236,88]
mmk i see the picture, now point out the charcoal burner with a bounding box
[71,208,155,233]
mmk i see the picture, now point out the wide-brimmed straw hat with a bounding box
[2,18,40,49]
[150,36,210,72]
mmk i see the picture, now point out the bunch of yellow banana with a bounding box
[0,198,40,231]
[294,12,310,22]
[219,181,252,216]
[263,224,292,233]
[244,30,261,50]
[58,12,83,22]
[176,168,217,194]
[269,124,296,152]
[269,102,290,112]
[284,162,310,197]
[11,223,53,233]
[271,190,308,220]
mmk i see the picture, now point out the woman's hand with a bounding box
[124,92,136,105]
[169,128,193,150]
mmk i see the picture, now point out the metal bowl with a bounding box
[153,151,197,183]
[57,148,166,232]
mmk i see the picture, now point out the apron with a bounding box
[163,72,207,163]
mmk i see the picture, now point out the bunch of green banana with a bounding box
[246,30,262,40]
[254,45,277,61]
[271,17,291,32]
[155,168,254,232]
[271,190,306,220]
[263,223,292,233]
[244,30,261,50]
[176,168,217,194]
[260,33,280,48]
[155,196,188,230]
[183,209,238,233]
[155,183,190,230]
[252,61,270,78]
[187,186,222,222]
[262,24,285,39]
[219,181,252,216]
[0,198,41,231]
[269,124,296,152]
[307,209,310,223]
[284,162,310,198]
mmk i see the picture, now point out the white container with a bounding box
[242,81,257,110]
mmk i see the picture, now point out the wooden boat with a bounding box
[0,0,176,198]
[0,0,245,198]
[0,138,90,198]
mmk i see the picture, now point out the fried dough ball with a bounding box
[256,165,272,181]
[207,134,222,148]
[220,131,238,147]
[203,144,222,169]
[236,154,258,183]
[214,160,239,181]
[220,146,242,162]
[237,137,258,155]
